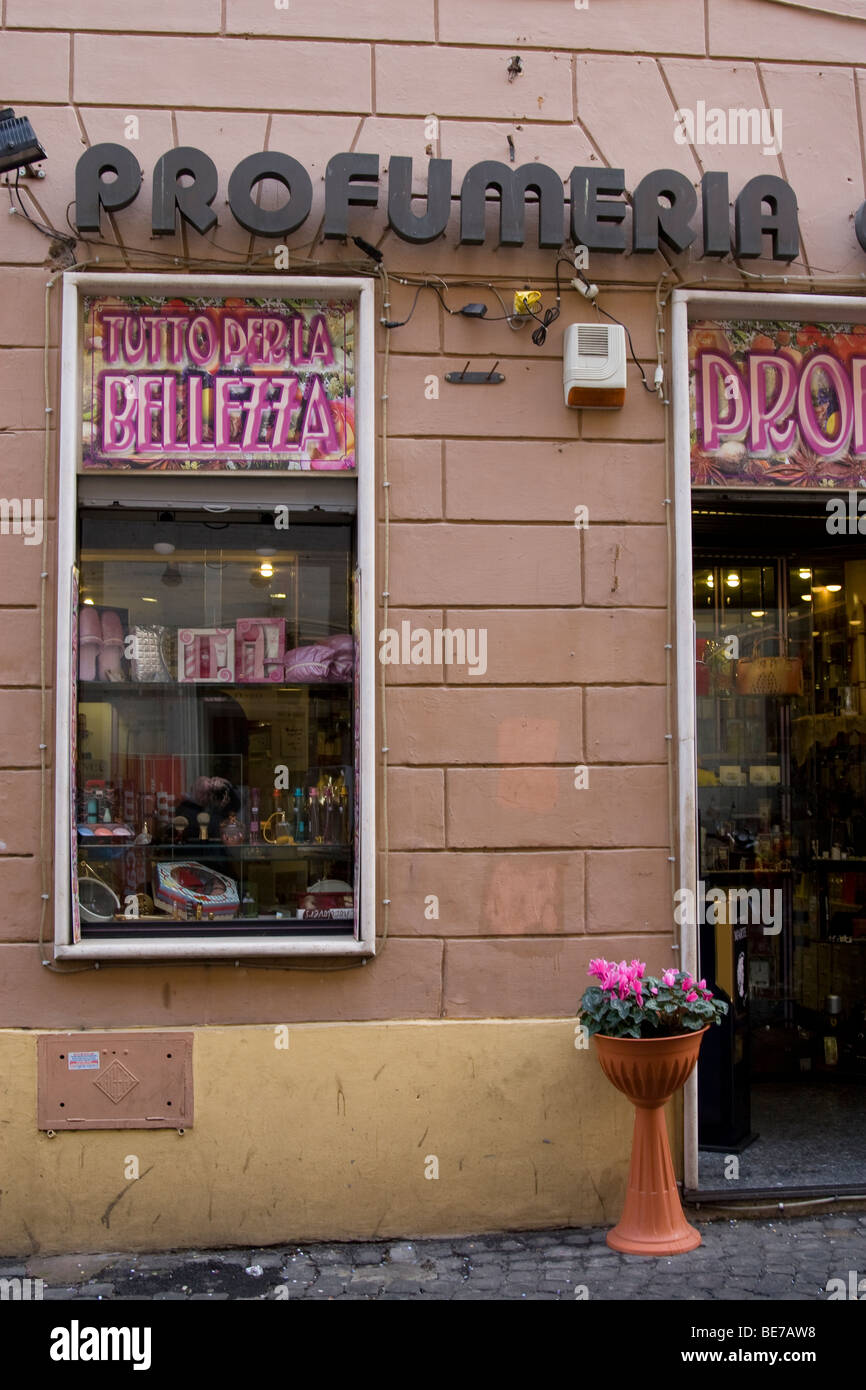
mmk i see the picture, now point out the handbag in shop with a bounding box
[735,636,803,696]
[129,625,176,682]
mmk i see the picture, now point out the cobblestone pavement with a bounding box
[4,1208,866,1300]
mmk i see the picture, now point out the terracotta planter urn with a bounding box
[593,1026,708,1256]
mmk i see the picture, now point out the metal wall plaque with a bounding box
[37,1032,193,1130]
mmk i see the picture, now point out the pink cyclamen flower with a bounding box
[650,987,658,995]
[685,991,699,1002]
[661,969,677,987]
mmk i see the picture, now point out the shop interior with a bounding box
[74,507,357,937]
[693,491,866,1192]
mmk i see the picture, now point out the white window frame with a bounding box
[672,288,866,1189]
[54,272,376,960]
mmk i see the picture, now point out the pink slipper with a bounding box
[98,609,126,681]
[78,607,102,682]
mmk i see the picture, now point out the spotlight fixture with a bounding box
[751,610,766,618]
[153,511,176,555]
[0,108,46,176]
[352,235,383,263]
[826,584,842,593]
[726,573,740,587]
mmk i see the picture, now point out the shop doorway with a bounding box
[693,491,866,1192]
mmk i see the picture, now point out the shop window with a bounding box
[55,275,375,958]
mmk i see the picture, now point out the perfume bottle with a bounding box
[321,780,334,843]
[220,813,244,847]
[308,786,321,842]
[292,787,306,844]
[249,789,261,845]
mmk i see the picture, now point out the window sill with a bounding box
[54,936,374,961]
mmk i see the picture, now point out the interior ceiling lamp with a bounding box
[153,511,176,555]
[0,108,46,176]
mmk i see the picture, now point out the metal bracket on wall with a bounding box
[445,360,505,385]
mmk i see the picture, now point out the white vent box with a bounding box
[563,322,626,408]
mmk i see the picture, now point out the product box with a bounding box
[152,861,239,918]
[177,628,235,683]
[749,765,782,786]
[235,618,286,683]
[719,765,747,786]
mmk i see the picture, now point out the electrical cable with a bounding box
[528,298,560,346]
[594,300,657,393]
[380,281,424,328]
[6,171,77,259]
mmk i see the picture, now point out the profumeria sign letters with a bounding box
[73,145,821,262]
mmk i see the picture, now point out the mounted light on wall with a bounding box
[0,108,46,176]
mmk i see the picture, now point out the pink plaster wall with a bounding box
[1,0,865,1026]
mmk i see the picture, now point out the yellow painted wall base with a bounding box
[0,1022,683,1256]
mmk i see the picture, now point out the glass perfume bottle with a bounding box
[220,813,244,847]
[292,787,306,844]
[308,786,321,842]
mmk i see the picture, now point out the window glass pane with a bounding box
[74,508,356,937]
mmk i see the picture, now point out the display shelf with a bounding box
[78,843,350,864]
[700,868,792,877]
[811,858,866,870]
[78,679,352,695]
